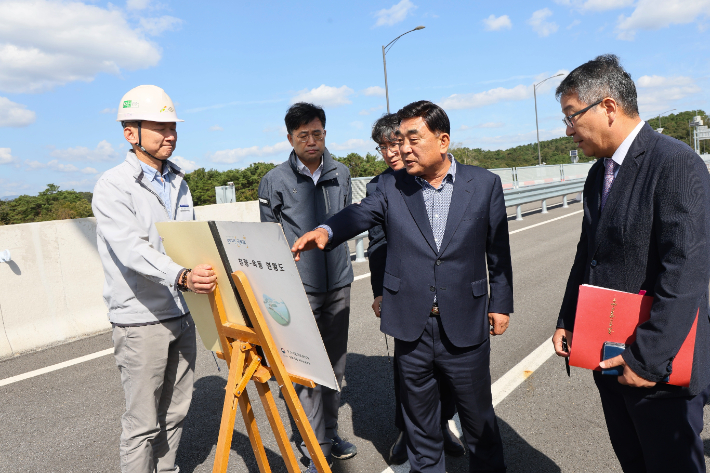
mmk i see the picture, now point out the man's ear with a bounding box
[602,97,618,126]
[439,133,450,154]
[124,126,138,145]
[287,133,294,147]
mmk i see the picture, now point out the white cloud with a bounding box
[170,155,198,172]
[24,159,98,174]
[291,85,354,107]
[483,14,512,31]
[50,140,119,162]
[362,86,386,97]
[100,108,117,114]
[139,16,183,36]
[440,84,530,110]
[359,106,385,116]
[329,139,369,152]
[0,147,16,164]
[374,0,417,27]
[0,96,36,127]
[616,0,710,40]
[527,8,559,37]
[210,125,224,131]
[636,75,702,115]
[58,176,100,191]
[554,0,634,11]
[567,19,581,29]
[439,71,566,110]
[0,0,169,93]
[126,0,151,10]
[212,141,292,164]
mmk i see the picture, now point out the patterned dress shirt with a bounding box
[415,154,457,252]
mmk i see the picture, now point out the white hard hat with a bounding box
[116,85,184,123]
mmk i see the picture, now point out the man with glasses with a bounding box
[367,113,464,465]
[552,55,710,472]
[258,102,356,472]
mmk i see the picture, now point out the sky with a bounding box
[0,0,709,197]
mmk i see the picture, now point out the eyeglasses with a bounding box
[375,142,401,153]
[562,99,603,128]
[293,130,325,143]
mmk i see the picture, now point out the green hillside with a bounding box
[2,108,706,224]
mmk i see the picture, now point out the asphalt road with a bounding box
[2,196,710,473]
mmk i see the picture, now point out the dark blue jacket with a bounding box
[258,149,353,292]
[325,162,513,347]
[366,167,394,298]
[558,123,710,397]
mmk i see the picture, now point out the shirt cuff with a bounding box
[315,224,333,242]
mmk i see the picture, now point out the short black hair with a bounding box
[556,54,639,117]
[284,102,326,135]
[396,100,450,135]
[371,113,400,144]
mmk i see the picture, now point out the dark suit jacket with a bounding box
[325,162,514,348]
[366,167,394,298]
[558,123,710,396]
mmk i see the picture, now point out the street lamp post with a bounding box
[534,73,564,166]
[382,26,425,113]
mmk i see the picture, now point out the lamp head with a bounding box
[414,26,425,30]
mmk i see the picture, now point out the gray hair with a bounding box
[371,113,400,144]
[555,54,639,117]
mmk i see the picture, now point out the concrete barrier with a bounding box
[0,201,261,359]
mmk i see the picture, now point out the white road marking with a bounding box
[353,272,371,281]
[509,210,583,235]
[0,348,114,387]
[380,340,556,473]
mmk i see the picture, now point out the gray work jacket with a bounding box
[92,151,194,324]
[258,149,353,293]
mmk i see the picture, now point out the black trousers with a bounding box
[393,350,457,431]
[594,372,710,473]
[395,315,505,473]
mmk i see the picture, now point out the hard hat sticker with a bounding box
[122,100,139,109]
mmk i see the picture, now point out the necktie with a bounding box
[601,158,618,211]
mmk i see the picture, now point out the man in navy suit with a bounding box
[293,101,513,473]
[367,113,464,465]
[552,55,710,472]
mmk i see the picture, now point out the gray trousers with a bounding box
[297,285,351,459]
[112,315,196,473]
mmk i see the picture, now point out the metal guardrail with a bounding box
[348,178,586,262]
[348,156,710,262]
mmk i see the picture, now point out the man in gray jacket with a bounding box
[258,102,356,472]
[93,85,216,473]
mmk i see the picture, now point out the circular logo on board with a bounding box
[263,294,291,326]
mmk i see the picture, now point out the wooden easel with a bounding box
[207,270,333,473]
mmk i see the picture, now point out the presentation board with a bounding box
[156,220,338,390]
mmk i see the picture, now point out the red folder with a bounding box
[569,284,698,387]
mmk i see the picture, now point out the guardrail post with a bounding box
[516,205,523,221]
[355,237,366,263]
[577,192,582,202]
[541,199,548,214]
[562,195,569,208]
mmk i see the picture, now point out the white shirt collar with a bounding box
[610,121,644,167]
[296,156,324,184]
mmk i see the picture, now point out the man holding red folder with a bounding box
[552,55,710,472]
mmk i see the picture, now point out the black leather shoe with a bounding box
[442,422,465,457]
[388,430,408,465]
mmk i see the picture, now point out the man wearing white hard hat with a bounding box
[92,85,216,473]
